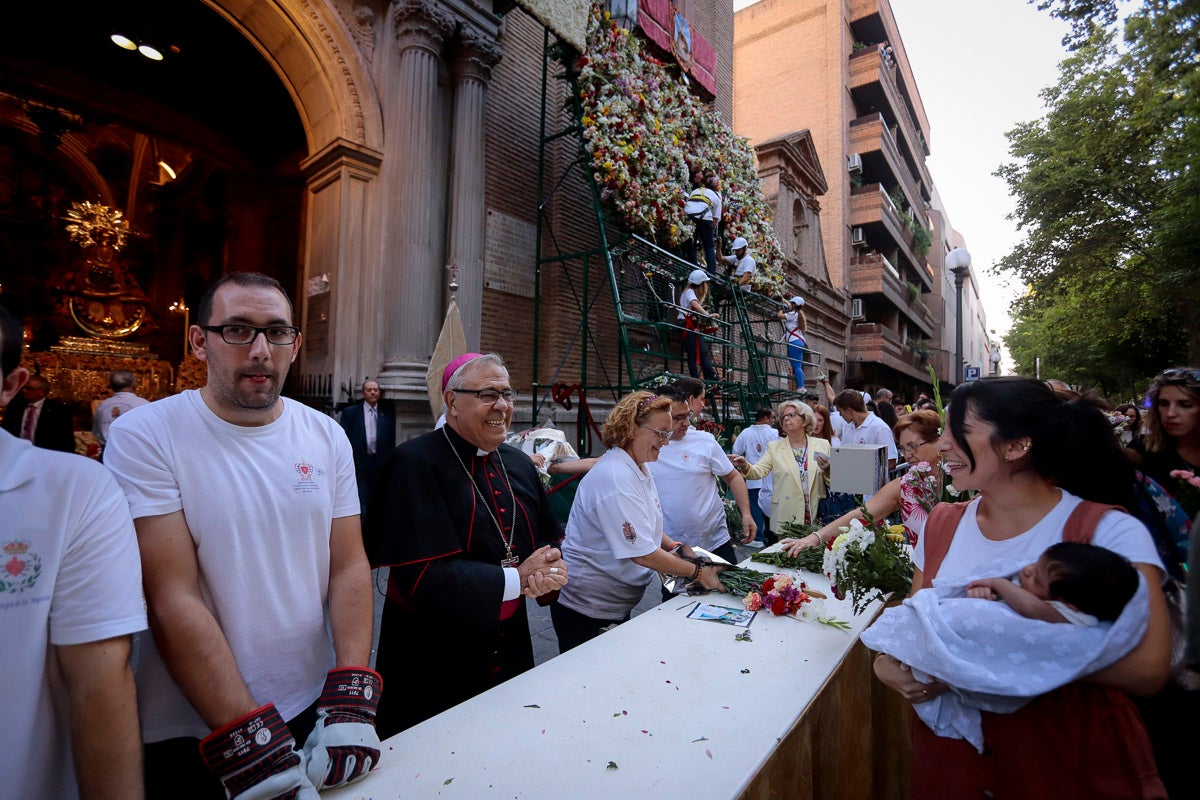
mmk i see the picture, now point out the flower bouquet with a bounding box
[822,510,913,615]
[742,573,813,616]
[718,568,848,629]
[1168,469,1200,518]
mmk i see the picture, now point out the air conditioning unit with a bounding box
[851,298,864,319]
[851,227,866,246]
[847,153,863,174]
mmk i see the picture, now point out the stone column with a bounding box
[299,139,384,397]
[448,29,502,351]
[376,0,456,398]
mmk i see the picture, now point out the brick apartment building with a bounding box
[733,0,991,399]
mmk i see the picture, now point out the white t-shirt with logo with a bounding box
[648,428,734,551]
[557,447,661,620]
[734,423,780,490]
[104,391,358,741]
[0,432,146,800]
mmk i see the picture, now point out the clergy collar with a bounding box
[441,420,499,458]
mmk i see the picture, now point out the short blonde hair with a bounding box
[603,391,672,448]
[777,399,815,434]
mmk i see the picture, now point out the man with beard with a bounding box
[366,352,567,736]
[105,272,379,799]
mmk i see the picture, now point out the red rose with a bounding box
[771,597,786,616]
[763,578,775,592]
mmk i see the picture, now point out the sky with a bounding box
[878,0,1073,347]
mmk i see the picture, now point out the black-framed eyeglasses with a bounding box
[201,324,300,346]
[452,388,515,404]
[1157,368,1200,383]
[640,425,672,440]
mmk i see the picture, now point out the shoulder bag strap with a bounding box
[1062,500,1123,544]
[921,501,971,587]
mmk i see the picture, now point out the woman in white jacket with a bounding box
[730,400,830,543]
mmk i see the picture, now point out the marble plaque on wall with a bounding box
[484,209,536,298]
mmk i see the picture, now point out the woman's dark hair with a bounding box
[946,377,1135,511]
[875,400,898,429]
[1043,542,1139,623]
[1115,403,1140,426]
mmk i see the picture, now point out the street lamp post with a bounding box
[945,247,971,385]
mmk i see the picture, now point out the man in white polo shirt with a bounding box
[733,407,779,545]
[0,304,146,800]
[834,388,897,472]
[648,385,755,577]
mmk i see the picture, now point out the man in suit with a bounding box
[340,378,396,517]
[2,374,76,452]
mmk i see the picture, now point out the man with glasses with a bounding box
[105,272,379,798]
[365,352,567,737]
[648,385,755,588]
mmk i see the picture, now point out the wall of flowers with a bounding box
[573,5,789,298]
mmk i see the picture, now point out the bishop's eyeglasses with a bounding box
[452,388,516,404]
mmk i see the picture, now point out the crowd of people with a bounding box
[4,268,1198,798]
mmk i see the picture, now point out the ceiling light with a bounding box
[111,33,137,51]
[138,44,164,61]
[157,161,177,181]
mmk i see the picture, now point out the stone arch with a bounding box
[203,0,384,155]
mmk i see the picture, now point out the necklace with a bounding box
[442,426,520,567]
[791,437,808,478]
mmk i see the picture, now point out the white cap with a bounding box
[790,296,804,307]
[688,269,710,285]
[731,237,748,251]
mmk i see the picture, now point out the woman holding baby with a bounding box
[873,377,1169,799]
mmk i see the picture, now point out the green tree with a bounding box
[999,1,1200,390]
[1005,271,1187,399]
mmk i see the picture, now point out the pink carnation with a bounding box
[743,592,763,611]
[1170,469,1200,489]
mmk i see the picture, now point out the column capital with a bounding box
[300,137,384,191]
[452,27,503,83]
[393,0,456,57]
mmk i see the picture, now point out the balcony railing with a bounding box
[847,48,932,194]
[848,322,938,381]
[849,253,934,337]
[849,184,930,286]
[848,114,924,217]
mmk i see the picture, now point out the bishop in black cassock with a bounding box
[365,355,565,737]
